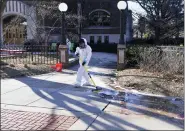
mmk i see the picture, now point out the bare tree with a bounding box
[138,16,146,39]
[134,0,184,44]
[2,0,86,45]
[26,0,85,44]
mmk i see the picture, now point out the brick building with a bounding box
[0,0,133,44]
[81,0,133,44]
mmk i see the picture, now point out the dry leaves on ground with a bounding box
[116,69,184,98]
[1,64,54,79]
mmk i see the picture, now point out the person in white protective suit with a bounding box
[75,38,92,87]
[66,38,71,54]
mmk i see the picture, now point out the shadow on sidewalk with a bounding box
[13,75,184,130]
[2,52,183,130]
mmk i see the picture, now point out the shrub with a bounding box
[126,45,184,74]
[128,38,184,46]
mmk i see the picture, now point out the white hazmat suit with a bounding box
[75,38,92,87]
[66,38,71,54]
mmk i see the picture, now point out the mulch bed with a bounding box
[115,69,184,98]
[1,64,54,79]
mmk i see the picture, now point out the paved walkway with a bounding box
[1,52,184,130]
[1,109,78,130]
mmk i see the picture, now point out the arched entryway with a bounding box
[1,0,37,45]
[3,15,27,44]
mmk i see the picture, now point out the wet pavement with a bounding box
[87,53,184,125]
[90,88,184,121]
[79,52,184,126]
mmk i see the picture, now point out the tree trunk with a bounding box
[141,32,143,39]
[77,0,82,40]
[155,27,160,45]
[136,32,138,38]
[175,10,180,39]
[0,16,2,44]
[176,21,180,39]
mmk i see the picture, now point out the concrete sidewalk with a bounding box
[1,53,184,130]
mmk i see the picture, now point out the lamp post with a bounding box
[77,0,82,40]
[58,2,68,45]
[117,0,128,70]
[58,3,69,66]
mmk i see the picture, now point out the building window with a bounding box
[90,36,94,44]
[16,29,18,38]
[12,28,15,38]
[9,1,11,11]
[104,36,109,44]
[6,32,8,38]
[20,2,22,13]
[89,10,111,26]
[12,1,14,11]
[23,31,26,38]
[9,29,11,38]
[97,36,102,44]
[24,5,26,15]
[16,1,18,12]
[9,33,11,38]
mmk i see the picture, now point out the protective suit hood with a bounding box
[81,38,88,46]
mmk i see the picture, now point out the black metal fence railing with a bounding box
[0,44,60,65]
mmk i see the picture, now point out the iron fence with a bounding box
[0,44,60,65]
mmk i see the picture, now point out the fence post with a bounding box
[31,44,33,62]
[56,43,59,63]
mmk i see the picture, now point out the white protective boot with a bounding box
[74,83,82,88]
[82,81,92,86]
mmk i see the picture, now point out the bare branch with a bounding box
[134,0,184,42]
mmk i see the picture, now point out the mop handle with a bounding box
[84,65,96,87]
[79,57,96,87]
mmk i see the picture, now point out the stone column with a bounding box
[117,8,128,70]
[59,45,69,67]
[117,44,126,70]
[26,5,37,40]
